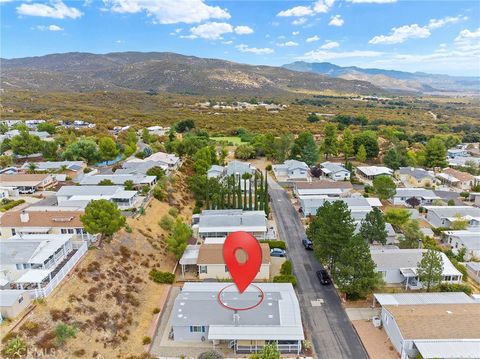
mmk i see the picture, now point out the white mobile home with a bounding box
[320,162,350,181]
[424,206,480,229]
[390,188,441,206]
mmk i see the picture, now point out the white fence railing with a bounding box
[30,241,88,299]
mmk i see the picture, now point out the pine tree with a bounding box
[249,177,253,210]
[259,172,264,211]
[359,207,388,245]
[237,175,242,209]
[321,123,338,160]
[342,128,355,161]
[253,173,258,210]
[417,249,443,292]
[356,144,367,162]
[231,175,236,209]
[264,170,269,216]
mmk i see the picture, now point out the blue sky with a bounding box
[1,0,479,76]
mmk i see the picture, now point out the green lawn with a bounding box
[211,136,243,145]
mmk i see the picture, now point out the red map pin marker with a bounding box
[223,231,262,293]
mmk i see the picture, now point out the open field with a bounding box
[211,136,243,145]
[2,90,479,136]
[0,171,194,358]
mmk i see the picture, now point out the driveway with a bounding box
[268,178,368,359]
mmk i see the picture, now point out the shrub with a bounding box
[142,336,152,345]
[438,282,472,295]
[2,337,27,358]
[280,260,293,275]
[447,199,455,206]
[152,308,161,314]
[273,274,297,286]
[19,320,41,336]
[149,269,175,284]
[0,199,26,212]
[460,191,469,198]
[265,164,272,171]
[73,349,86,357]
[55,323,77,346]
[259,240,286,250]
[168,207,179,218]
[83,167,92,173]
[198,350,224,359]
[159,215,174,231]
[152,184,166,201]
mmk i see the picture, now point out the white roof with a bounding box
[437,173,460,183]
[374,292,475,306]
[297,188,344,196]
[79,174,156,185]
[415,340,480,359]
[365,197,383,207]
[15,269,52,283]
[357,166,393,177]
[129,151,179,165]
[179,245,200,265]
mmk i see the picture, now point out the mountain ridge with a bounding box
[0,51,385,96]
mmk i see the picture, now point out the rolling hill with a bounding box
[283,61,479,94]
[0,52,384,96]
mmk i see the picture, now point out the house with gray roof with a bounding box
[370,248,462,289]
[0,290,31,322]
[56,185,138,210]
[192,209,267,240]
[78,174,156,188]
[320,162,351,181]
[391,188,441,206]
[356,166,393,180]
[272,160,309,181]
[299,196,379,219]
[169,282,304,354]
[397,167,435,187]
[424,206,480,229]
[207,161,257,190]
[294,180,353,198]
[442,229,480,260]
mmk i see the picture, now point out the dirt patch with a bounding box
[352,320,399,359]
[1,171,194,358]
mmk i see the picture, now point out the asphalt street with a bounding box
[268,179,368,359]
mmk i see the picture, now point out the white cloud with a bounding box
[369,24,430,44]
[236,44,274,55]
[277,0,335,17]
[346,0,396,3]
[115,39,124,43]
[306,35,320,43]
[320,40,340,49]
[292,18,307,26]
[189,22,232,40]
[454,27,480,51]
[328,15,344,27]
[36,24,63,31]
[277,41,299,47]
[222,40,233,45]
[427,15,466,30]
[292,31,300,36]
[234,25,253,35]
[105,0,230,24]
[17,0,83,19]
[298,49,383,61]
[277,6,313,17]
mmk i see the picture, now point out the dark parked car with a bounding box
[302,238,313,250]
[316,269,331,285]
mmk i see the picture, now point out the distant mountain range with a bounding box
[0,52,383,96]
[283,61,479,94]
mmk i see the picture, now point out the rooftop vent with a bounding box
[52,217,74,222]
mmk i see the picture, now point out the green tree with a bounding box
[321,123,338,160]
[167,218,192,260]
[425,137,447,169]
[356,144,367,162]
[2,337,27,358]
[359,207,388,245]
[307,201,356,274]
[99,137,119,162]
[0,155,13,168]
[62,137,99,164]
[235,144,256,160]
[146,166,166,180]
[36,122,56,134]
[307,113,319,123]
[41,140,58,161]
[273,133,293,162]
[342,128,354,161]
[10,130,42,156]
[383,148,402,170]
[399,219,424,249]
[124,180,135,190]
[80,199,125,237]
[384,208,411,229]
[175,119,195,133]
[405,150,418,167]
[258,343,280,359]
[417,249,443,292]
[27,163,37,174]
[291,132,318,166]
[98,179,114,186]
[372,175,396,200]
[335,235,381,299]
[354,131,379,159]
[450,214,469,230]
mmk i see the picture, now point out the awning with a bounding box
[208,325,304,341]
[15,269,52,283]
[17,227,51,233]
[400,267,417,277]
[179,245,200,265]
[415,340,480,359]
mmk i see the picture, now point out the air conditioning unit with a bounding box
[372,316,382,328]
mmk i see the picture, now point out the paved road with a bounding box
[268,179,368,359]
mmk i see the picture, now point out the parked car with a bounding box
[270,248,286,257]
[302,238,313,250]
[316,269,331,285]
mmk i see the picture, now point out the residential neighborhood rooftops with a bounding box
[129,151,179,166]
[20,161,85,171]
[443,230,480,250]
[171,282,304,341]
[356,166,393,177]
[277,160,309,170]
[295,181,353,190]
[0,211,83,228]
[398,167,434,180]
[57,185,125,197]
[393,188,440,199]
[438,168,475,182]
[0,173,51,186]
[320,162,349,174]
[78,174,156,186]
[383,303,480,339]
[198,210,267,231]
[374,292,475,306]
[197,243,270,264]
[424,206,480,219]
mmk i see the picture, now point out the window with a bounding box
[18,296,23,304]
[189,326,206,333]
[16,264,22,270]
[12,228,16,235]
[199,266,207,274]
[61,229,67,234]
[68,229,74,234]
[76,228,83,234]
[225,265,229,273]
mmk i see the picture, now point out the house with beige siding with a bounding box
[196,243,270,280]
[0,173,56,193]
[0,210,96,242]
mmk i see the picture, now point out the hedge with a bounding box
[438,283,472,295]
[273,274,297,286]
[149,269,175,284]
[280,260,293,275]
[259,240,286,250]
[0,199,25,212]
